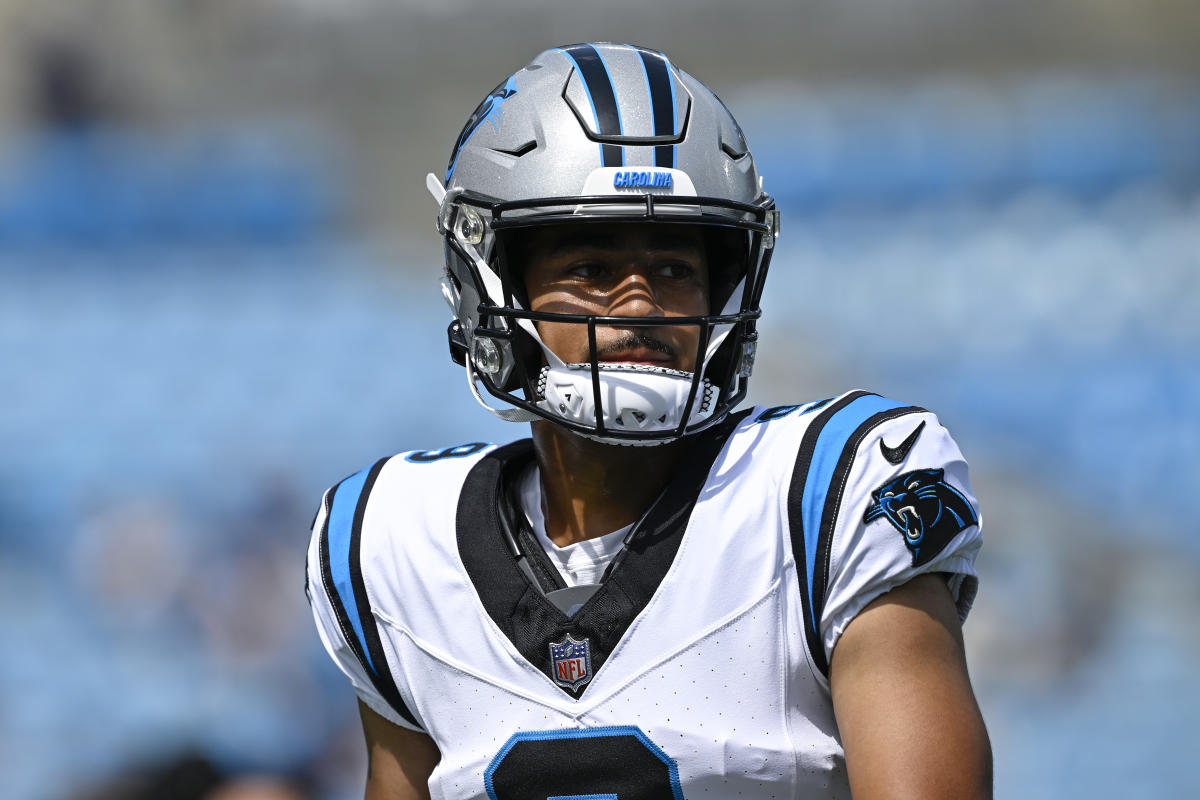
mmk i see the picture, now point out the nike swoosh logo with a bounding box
[880,420,926,464]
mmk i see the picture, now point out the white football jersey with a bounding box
[306,391,983,799]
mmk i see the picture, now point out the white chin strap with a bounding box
[465,358,540,423]
[535,363,714,445]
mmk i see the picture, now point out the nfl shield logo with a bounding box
[548,634,593,691]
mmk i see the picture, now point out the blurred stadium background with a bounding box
[1,1,1198,797]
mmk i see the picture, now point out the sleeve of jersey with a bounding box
[818,412,982,667]
[305,467,428,734]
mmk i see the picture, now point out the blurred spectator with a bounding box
[1,4,1197,797]
[209,776,312,800]
[31,41,107,131]
[64,752,312,800]
[69,499,188,632]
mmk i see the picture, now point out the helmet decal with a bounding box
[446,75,519,182]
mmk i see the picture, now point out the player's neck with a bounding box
[530,421,690,548]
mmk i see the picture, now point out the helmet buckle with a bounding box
[738,340,757,379]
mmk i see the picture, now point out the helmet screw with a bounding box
[471,336,504,376]
[738,340,757,378]
[458,208,485,245]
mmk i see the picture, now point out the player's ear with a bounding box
[495,228,535,309]
[492,229,545,395]
[702,227,748,314]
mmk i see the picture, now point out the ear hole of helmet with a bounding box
[493,229,533,311]
[486,232,541,395]
[702,226,751,315]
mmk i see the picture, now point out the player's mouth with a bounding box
[596,333,677,365]
[601,349,673,365]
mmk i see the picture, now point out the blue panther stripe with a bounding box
[320,457,422,728]
[788,392,928,676]
[326,463,377,672]
[799,394,907,635]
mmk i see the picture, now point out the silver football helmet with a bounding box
[429,43,779,445]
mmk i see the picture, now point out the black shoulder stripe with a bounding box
[810,405,926,671]
[320,457,422,729]
[304,489,330,603]
[319,478,364,667]
[787,392,925,677]
[787,392,868,677]
[348,458,420,727]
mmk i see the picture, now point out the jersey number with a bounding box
[485,726,684,800]
[405,442,489,463]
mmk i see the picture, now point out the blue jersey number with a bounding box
[404,442,489,463]
[485,726,684,800]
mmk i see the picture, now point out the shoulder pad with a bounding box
[785,391,931,675]
[316,457,423,729]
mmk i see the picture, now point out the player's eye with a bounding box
[654,261,696,279]
[566,261,608,280]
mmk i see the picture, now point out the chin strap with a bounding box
[465,358,540,423]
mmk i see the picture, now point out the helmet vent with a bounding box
[720,140,748,160]
[492,140,538,158]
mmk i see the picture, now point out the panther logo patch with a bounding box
[863,468,977,566]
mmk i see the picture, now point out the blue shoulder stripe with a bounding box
[325,462,379,672]
[787,392,924,676]
[319,457,422,728]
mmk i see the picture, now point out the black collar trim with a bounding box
[456,410,751,699]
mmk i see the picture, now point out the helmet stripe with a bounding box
[633,46,677,169]
[559,44,624,167]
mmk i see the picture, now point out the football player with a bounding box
[307,43,991,799]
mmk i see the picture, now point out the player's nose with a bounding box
[606,266,663,317]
